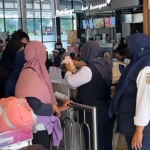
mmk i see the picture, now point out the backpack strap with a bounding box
[18,98,37,125]
[24,67,36,72]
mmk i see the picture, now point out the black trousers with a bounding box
[80,101,115,150]
[125,135,150,150]
[32,130,51,149]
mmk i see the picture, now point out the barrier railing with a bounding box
[52,99,98,150]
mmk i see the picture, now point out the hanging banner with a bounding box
[67,30,77,44]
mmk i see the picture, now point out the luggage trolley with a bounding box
[0,127,33,150]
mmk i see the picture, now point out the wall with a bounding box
[122,23,130,38]
[88,28,114,39]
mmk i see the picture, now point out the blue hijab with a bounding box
[109,33,150,117]
[5,50,26,97]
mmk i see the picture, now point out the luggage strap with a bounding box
[0,105,16,129]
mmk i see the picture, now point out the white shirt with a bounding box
[134,66,150,126]
[65,66,92,88]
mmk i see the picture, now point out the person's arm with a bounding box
[26,97,53,116]
[132,67,150,149]
[26,97,72,117]
[65,66,92,88]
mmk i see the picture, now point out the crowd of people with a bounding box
[0,29,71,149]
[0,29,150,150]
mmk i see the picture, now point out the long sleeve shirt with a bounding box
[65,66,92,88]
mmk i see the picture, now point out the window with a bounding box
[5,18,22,34]
[60,15,76,49]
[26,0,56,53]
[0,0,22,35]
[59,0,80,49]
[0,18,4,32]
[73,0,85,12]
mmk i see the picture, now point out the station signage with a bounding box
[81,0,112,11]
[56,9,74,16]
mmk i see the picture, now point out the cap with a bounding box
[53,49,59,53]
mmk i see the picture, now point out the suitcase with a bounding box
[20,144,48,150]
[0,127,33,150]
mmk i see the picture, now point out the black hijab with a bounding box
[117,38,127,53]
[0,40,24,69]
[81,41,112,86]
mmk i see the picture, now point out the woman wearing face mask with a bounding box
[109,33,150,150]
[0,40,25,98]
[65,41,115,150]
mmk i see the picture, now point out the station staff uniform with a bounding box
[109,33,150,150]
[66,41,115,150]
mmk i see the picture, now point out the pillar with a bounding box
[19,0,27,33]
[51,0,57,41]
[55,0,61,40]
[143,0,150,36]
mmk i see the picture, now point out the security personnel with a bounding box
[109,33,150,150]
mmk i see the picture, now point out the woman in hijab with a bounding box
[15,41,71,149]
[109,33,150,150]
[104,52,111,65]
[5,50,26,97]
[0,30,30,99]
[0,40,24,98]
[117,37,127,55]
[65,41,115,150]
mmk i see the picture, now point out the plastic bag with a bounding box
[49,66,62,81]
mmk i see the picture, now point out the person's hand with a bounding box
[132,130,143,150]
[72,60,86,68]
[65,62,72,71]
[65,63,77,73]
[59,100,72,112]
[52,104,61,117]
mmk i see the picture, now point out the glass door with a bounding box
[60,14,77,49]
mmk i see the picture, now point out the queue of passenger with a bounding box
[0,31,150,150]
